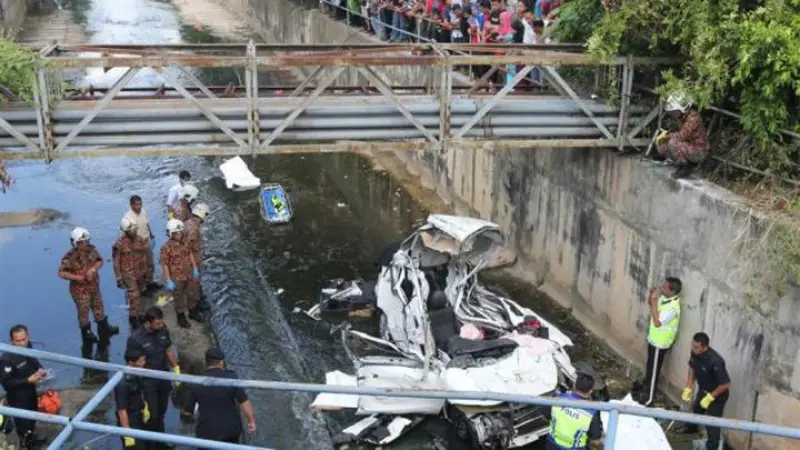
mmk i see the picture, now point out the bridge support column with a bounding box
[616,56,634,151]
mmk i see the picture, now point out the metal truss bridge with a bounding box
[0,41,674,161]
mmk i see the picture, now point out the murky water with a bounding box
[0,1,681,449]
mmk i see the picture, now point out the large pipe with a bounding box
[1,115,633,136]
[0,127,609,147]
[0,98,650,122]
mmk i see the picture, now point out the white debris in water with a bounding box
[337,202,346,208]
[276,288,285,295]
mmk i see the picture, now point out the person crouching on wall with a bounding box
[655,92,710,179]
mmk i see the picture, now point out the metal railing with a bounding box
[0,343,799,450]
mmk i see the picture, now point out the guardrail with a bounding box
[0,343,799,449]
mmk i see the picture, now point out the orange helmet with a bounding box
[38,389,62,415]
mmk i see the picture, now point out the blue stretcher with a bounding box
[260,183,293,224]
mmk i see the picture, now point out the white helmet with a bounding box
[166,219,185,236]
[665,92,691,113]
[120,217,138,233]
[180,184,199,203]
[70,227,91,245]
[192,203,210,220]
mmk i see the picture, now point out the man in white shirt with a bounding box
[166,170,192,219]
[124,195,160,291]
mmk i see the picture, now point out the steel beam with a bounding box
[627,104,660,140]
[156,68,248,149]
[55,67,139,152]
[0,138,654,161]
[616,58,634,150]
[543,66,615,140]
[258,67,346,150]
[47,371,124,450]
[454,65,535,139]
[176,66,218,100]
[288,66,324,98]
[358,67,439,145]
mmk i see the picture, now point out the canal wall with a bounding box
[228,0,800,448]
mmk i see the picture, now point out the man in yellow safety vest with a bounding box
[547,373,604,450]
[638,277,682,407]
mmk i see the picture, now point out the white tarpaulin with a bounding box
[219,156,260,191]
[600,395,672,450]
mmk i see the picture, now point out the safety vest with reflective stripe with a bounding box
[648,295,681,349]
[549,392,594,449]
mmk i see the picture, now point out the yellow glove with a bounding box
[123,436,136,447]
[700,392,715,409]
[656,129,669,142]
[167,211,175,220]
[142,401,151,424]
[172,365,182,388]
[681,387,693,402]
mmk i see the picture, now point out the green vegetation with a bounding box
[552,0,800,178]
[0,34,40,103]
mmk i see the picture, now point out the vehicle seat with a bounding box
[428,291,459,352]
[445,336,519,359]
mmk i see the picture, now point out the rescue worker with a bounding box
[547,373,603,450]
[678,332,732,450]
[655,92,709,179]
[57,227,119,344]
[172,184,199,222]
[181,348,256,447]
[114,347,151,450]
[124,195,160,292]
[0,325,47,449]
[166,170,191,219]
[160,219,200,328]
[113,217,151,329]
[638,277,682,407]
[270,194,285,214]
[126,306,181,450]
[185,203,211,314]
[0,158,12,193]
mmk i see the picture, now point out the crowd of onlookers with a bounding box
[322,0,561,45]
[320,0,562,88]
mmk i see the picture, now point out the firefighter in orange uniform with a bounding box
[113,217,150,330]
[58,227,120,344]
[160,219,199,328]
[185,203,211,315]
[173,185,199,222]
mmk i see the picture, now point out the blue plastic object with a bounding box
[260,183,292,224]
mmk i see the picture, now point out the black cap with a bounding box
[125,347,145,363]
[205,347,225,363]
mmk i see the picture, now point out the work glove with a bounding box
[681,387,692,402]
[123,436,136,448]
[172,365,182,388]
[143,401,151,424]
[192,268,200,280]
[165,279,176,292]
[656,128,669,142]
[167,211,175,220]
[699,392,715,409]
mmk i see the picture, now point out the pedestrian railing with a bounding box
[0,343,798,450]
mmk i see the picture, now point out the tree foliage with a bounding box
[552,0,800,176]
[0,34,40,103]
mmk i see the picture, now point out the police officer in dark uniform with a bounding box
[126,306,181,450]
[678,332,732,450]
[181,348,256,447]
[0,325,47,449]
[114,348,151,450]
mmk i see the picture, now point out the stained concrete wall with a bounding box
[0,0,32,36]
[228,0,800,447]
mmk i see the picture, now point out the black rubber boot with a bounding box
[97,316,120,339]
[672,162,697,179]
[128,315,140,330]
[177,313,191,329]
[188,308,205,323]
[81,325,99,343]
[196,286,211,312]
